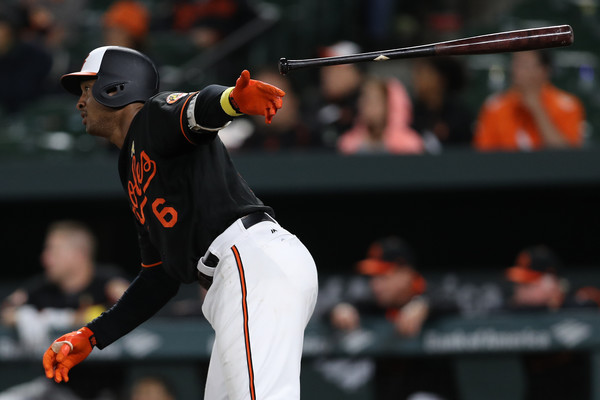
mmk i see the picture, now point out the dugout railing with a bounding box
[1,310,600,399]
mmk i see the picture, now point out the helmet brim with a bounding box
[60,72,98,96]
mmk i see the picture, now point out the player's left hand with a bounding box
[43,327,95,383]
[230,70,285,124]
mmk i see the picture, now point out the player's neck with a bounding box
[111,103,144,149]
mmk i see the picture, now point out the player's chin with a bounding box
[84,125,101,138]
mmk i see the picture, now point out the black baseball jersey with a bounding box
[118,85,273,283]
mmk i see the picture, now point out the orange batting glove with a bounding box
[43,327,95,383]
[229,70,285,124]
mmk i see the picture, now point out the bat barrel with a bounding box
[433,24,573,56]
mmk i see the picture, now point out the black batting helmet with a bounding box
[61,46,159,108]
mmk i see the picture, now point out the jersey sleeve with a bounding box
[86,263,180,349]
[148,85,234,149]
[86,224,180,349]
[136,223,162,268]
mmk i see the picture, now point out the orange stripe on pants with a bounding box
[232,245,256,400]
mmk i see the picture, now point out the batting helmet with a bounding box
[61,46,159,108]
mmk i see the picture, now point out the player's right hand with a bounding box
[43,327,95,383]
[230,70,285,124]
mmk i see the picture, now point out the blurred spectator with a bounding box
[504,244,597,400]
[359,0,397,48]
[220,67,322,151]
[337,76,424,154]
[330,236,458,336]
[326,236,459,400]
[18,0,87,48]
[1,220,129,353]
[129,375,176,400]
[102,0,150,51]
[473,50,585,151]
[410,56,474,152]
[0,220,129,400]
[307,41,364,149]
[0,3,52,114]
[505,245,599,311]
[17,0,89,93]
[172,0,257,49]
[165,0,260,86]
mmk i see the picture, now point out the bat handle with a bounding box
[279,57,290,76]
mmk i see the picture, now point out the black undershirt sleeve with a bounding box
[192,84,231,128]
[86,265,180,349]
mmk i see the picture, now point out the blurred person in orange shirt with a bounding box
[473,50,584,151]
[102,0,150,50]
[172,0,257,49]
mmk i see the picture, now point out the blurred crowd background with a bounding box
[2,0,600,399]
[0,0,598,154]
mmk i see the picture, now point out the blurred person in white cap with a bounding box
[306,41,365,149]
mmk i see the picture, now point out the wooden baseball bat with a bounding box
[279,25,573,75]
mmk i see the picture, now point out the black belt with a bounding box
[198,212,275,289]
[241,211,275,229]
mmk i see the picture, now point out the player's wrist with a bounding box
[79,326,97,348]
[220,87,243,117]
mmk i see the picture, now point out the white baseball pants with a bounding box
[200,216,318,400]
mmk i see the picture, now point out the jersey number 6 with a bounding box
[152,198,178,228]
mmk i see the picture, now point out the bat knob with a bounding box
[278,58,289,76]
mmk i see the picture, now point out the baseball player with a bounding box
[42,46,319,400]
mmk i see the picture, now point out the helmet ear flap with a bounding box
[93,81,129,106]
[108,83,126,94]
